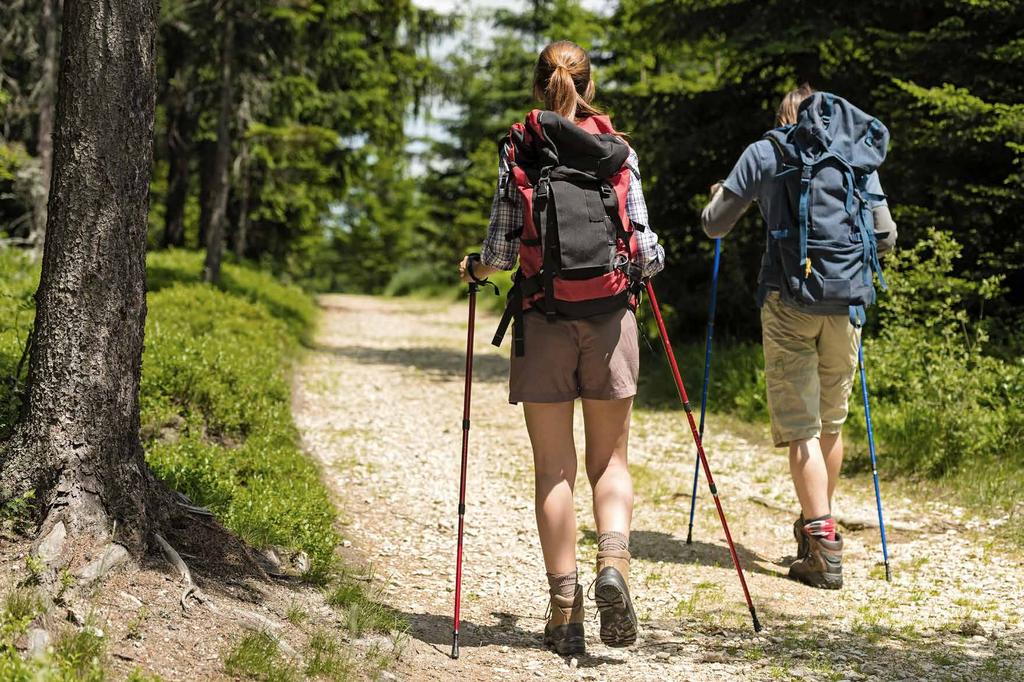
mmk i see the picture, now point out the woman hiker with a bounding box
[457,40,665,654]
[701,85,897,590]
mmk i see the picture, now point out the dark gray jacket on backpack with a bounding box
[703,93,898,318]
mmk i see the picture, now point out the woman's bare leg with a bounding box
[582,397,634,536]
[523,401,578,575]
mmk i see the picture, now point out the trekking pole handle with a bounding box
[465,253,499,296]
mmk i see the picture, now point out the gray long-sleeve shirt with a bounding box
[701,139,898,253]
[702,187,898,253]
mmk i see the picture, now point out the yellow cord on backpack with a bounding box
[805,257,812,277]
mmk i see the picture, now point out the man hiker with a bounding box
[700,85,897,589]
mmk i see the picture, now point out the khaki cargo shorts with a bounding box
[760,292,861,447]
[509,308,639,404]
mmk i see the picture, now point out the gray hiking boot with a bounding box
[789,532,843,590]
[793,516,809,559]
[543,584,585,655]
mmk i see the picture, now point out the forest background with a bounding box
[2,0,1021,532]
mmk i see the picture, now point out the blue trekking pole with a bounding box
[858,336,892,582]
[686,238,721,545]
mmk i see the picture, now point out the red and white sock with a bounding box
[803,514,837,542]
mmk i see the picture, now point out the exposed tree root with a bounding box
[154,531,207,611]
[174,491,213,517]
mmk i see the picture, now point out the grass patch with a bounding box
[224,632,299,682]
[326,572,404,638]
[0,588,110,681]
[304,630,353,680]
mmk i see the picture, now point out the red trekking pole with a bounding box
[451,255,497,660]
[645,281,762,633]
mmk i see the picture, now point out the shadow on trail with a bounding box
[582,529,785,579]
[401,603,1024,679]
[643,606,1024,681]
[315,343,508,382]
[398,609,626,667]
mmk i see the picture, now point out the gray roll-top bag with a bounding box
[762,92,890,324]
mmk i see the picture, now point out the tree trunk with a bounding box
[203,13,235,283]
[31,0,62,254]
[232,140,250,258]
[0,0,163,555]
[163,108,191,248]
[197,140,215,248]
[162,66,191,248]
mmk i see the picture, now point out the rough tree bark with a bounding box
[203,11,235,283]
[0,0,165,556]
[30,0,62,253]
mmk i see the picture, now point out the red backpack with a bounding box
[491,110,642,357]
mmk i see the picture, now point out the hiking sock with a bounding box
[597,531,629,554]
[546,570,578,600]
[803,514,837,542]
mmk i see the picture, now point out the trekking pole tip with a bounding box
[750,607,763,633]
[451,632,459,660]
[685,529,693,545]
[885,563,892,583]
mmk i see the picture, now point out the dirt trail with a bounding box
[294,294,1024,682]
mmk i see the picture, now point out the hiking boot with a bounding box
[594,550,638,647]
[544,584,585,656]
[789,532,843,590]
[793,516,809,560]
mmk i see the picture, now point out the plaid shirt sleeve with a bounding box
[480,144,521,270]
[625,149,665,278]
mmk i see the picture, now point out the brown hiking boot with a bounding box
[544,584,585,655]
[793,516,809,559]
[594,550,638,647]
[789,532,843,590]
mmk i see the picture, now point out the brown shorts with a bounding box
[761,292,861,447]
[508,308,639,404]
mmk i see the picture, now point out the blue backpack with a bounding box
[762,92,889,324]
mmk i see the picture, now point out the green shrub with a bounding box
[383,259,514,314]
[383,262,459,300]
[141,274,336,579]
[637,231,1023,521]
[846,230,1024,485]
[147,250,317,343]
[0,249,38,436]
[0,249,337,579]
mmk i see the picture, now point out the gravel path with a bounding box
[294,294,1024,682]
